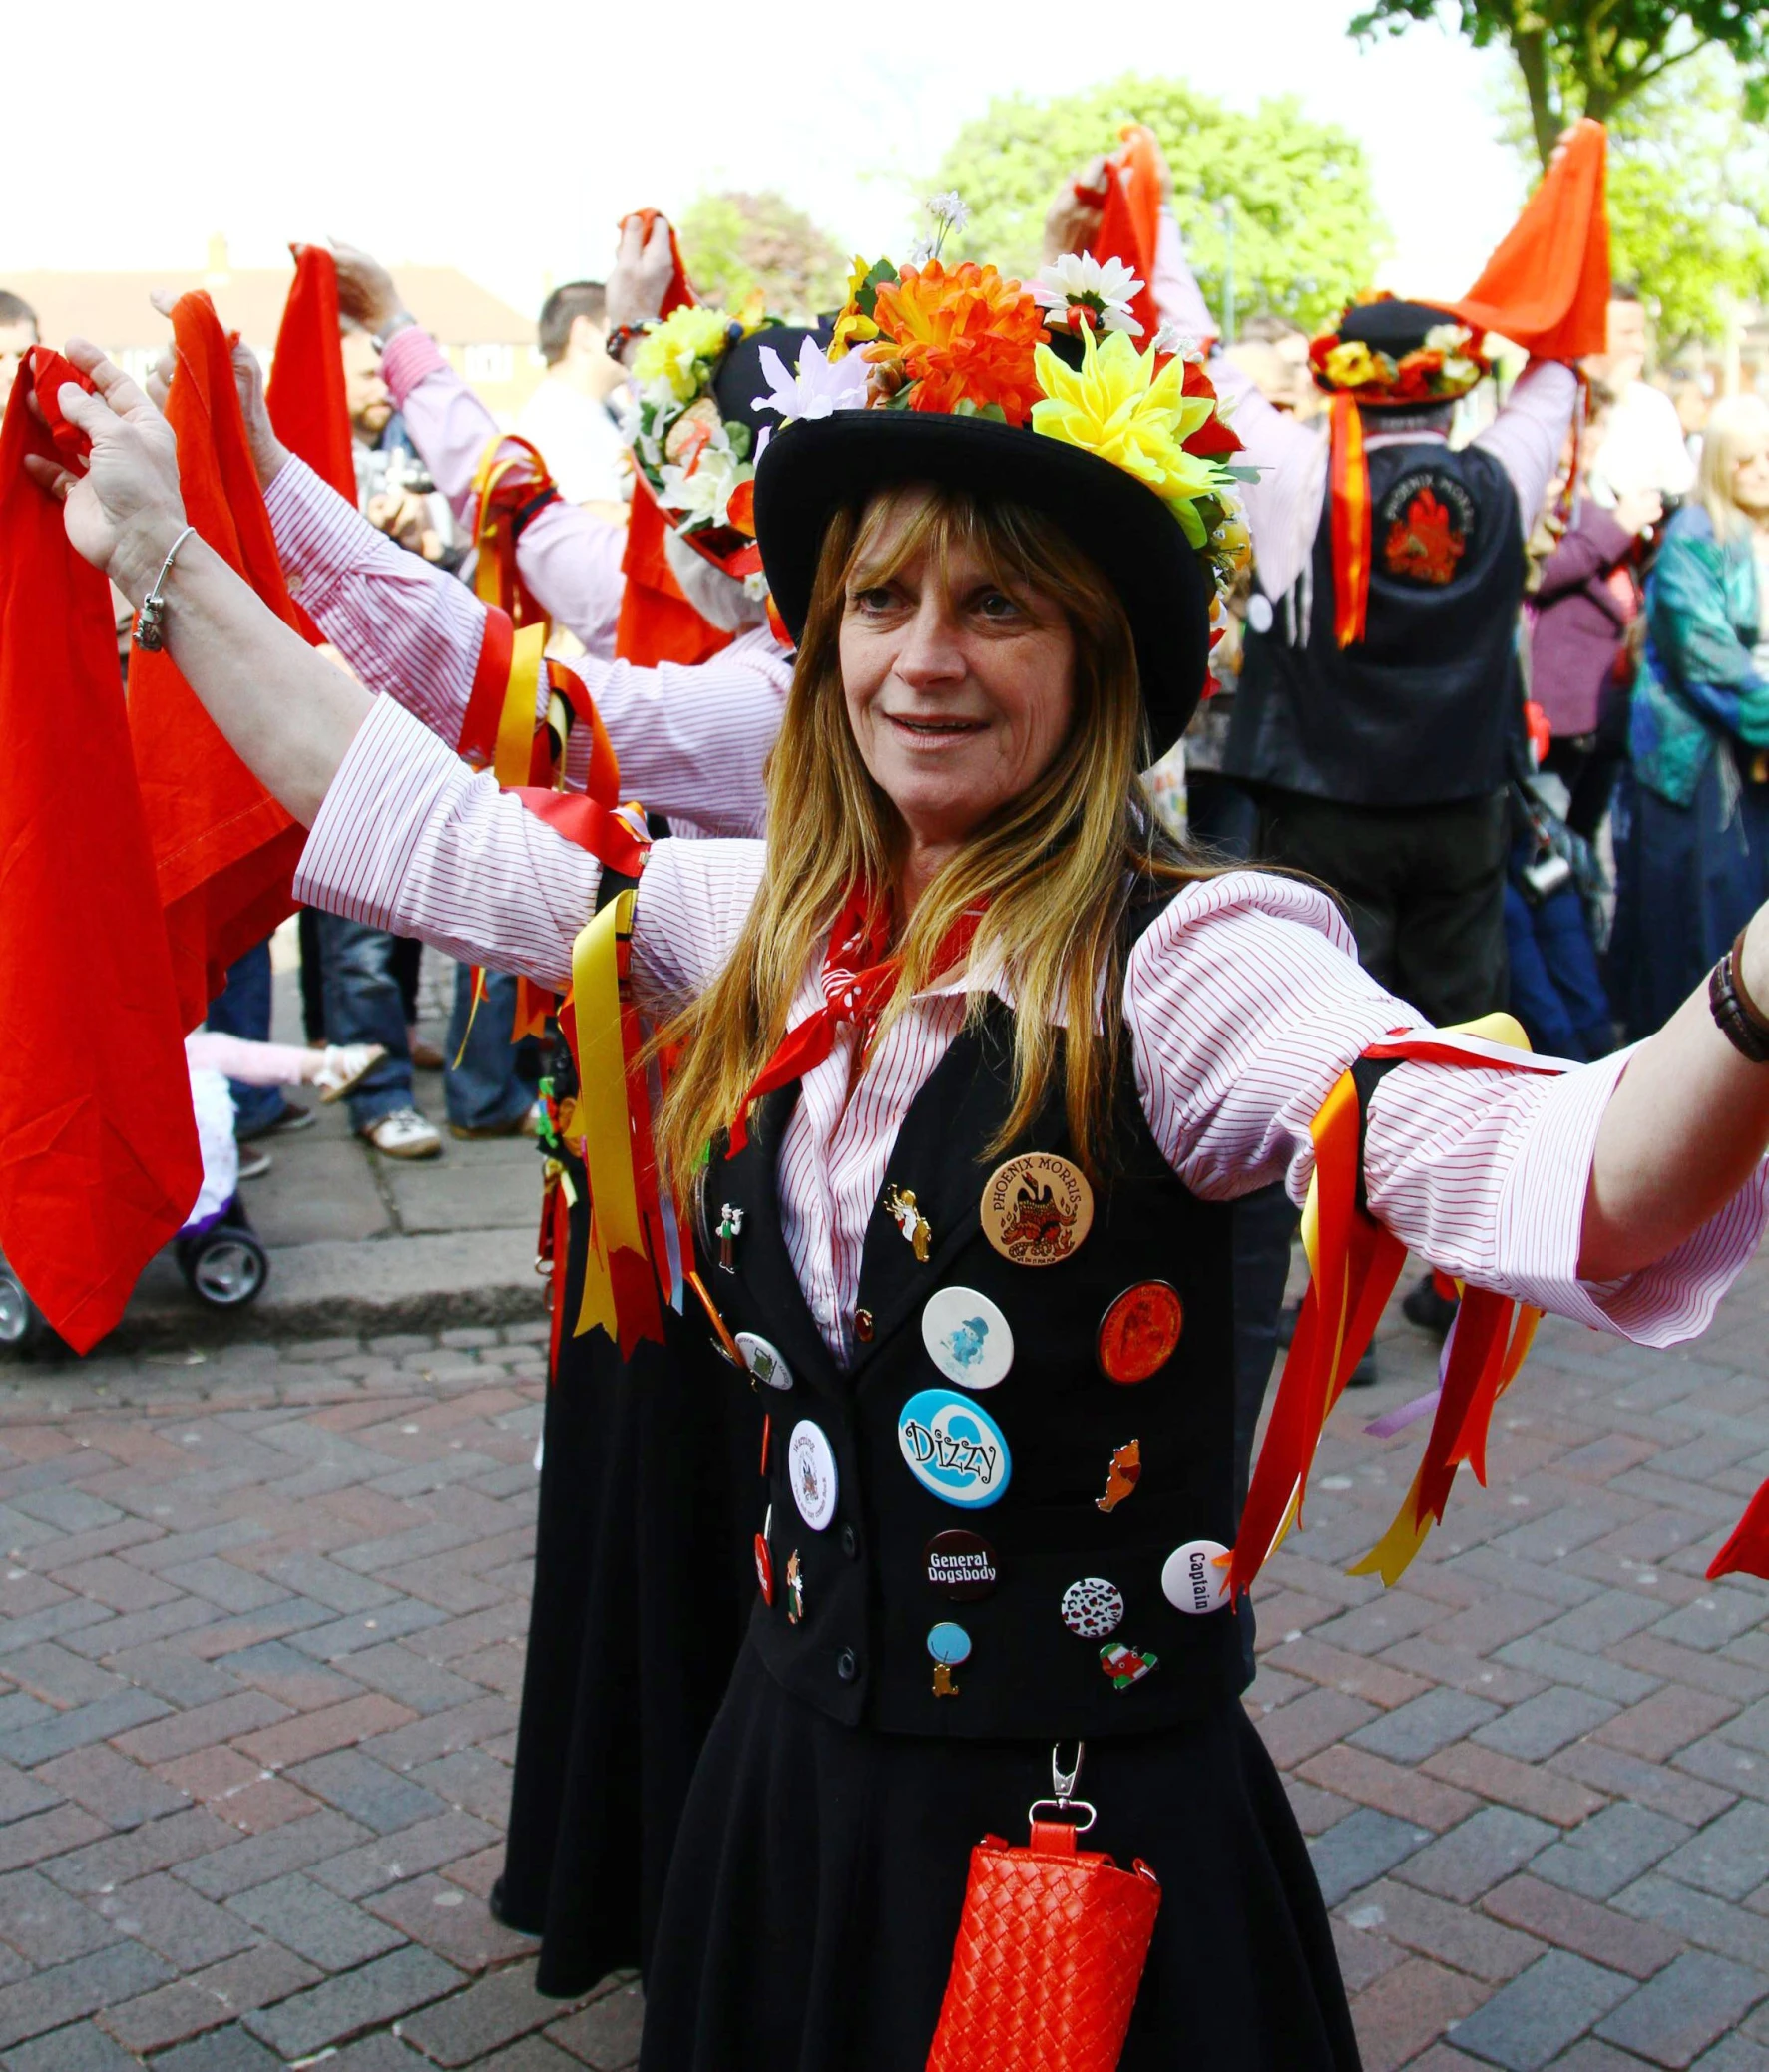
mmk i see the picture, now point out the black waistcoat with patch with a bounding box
[700,902,1249,1740]
[1226,438,1524,807]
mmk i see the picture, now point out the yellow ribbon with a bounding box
[570,890,643,1338]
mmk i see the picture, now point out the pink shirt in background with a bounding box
[379,327,627,659]
[265,455,791,838]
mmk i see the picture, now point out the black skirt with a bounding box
[641,1643,1361,2071]
[498,1262,762,1995]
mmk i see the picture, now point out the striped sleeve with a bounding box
[1126,873,1768,1348]
[293,696,598,992]
[264,456,488,749]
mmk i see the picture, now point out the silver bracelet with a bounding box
[372,311,417,350]
[133,524,197,652]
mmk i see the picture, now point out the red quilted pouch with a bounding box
[926,1802,1160,2072]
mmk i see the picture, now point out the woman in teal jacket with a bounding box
[1610,395,1769,1039]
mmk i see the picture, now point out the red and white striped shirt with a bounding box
[297,696,1768,1366]
[265,455,792,838]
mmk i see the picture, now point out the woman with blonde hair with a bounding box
[28,243,1769,2066]
[1610,390,1769,1038]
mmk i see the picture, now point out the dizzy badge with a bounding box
[1161,1538,1232,1617]
[1098,1281,1183,1384]
[980,1153,1094,1266]
[787,1420,838,1532]
[898,1390,1012,1509]
[927,1621,971,1697]
[920,1286,1014,1391]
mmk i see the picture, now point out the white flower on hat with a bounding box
[1032,251,1145,338]
[752,338,872,428]
[1423,322,1474,355]
[657,431,746,529]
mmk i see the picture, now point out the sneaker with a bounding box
[313,1043,387,1103]
[360,1108,444,1160]
[237,1097,315,1142]
[1402,1273,1459,1339]
[448,1100,541,1142]
[236,1144,273,1181]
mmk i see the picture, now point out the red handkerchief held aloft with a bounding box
[0,355,202,1350]
[265,245,357,508]
[1448,120,1610,361]
[130,291,310,1030]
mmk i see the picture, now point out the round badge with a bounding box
[736,1332,794,1391]
[1098,1281,1183,1385]
[787,1420,838,1532]
[1161,1538,1232,1617]
[1060,1577,1124,1640]
[927,1620,973,1667]
[897,1390,1012,1509]
[920,1287,1014,1391]
[923,1528,1000,1601]
[753,1533,773,1605]
[980,1153,1094,1267]
[1246,592,1274,635]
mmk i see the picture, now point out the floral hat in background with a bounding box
[1308,292,1492,408]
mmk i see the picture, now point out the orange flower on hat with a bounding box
[867,261,1049,425]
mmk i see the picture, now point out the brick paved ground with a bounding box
[0,1249,1764,2067]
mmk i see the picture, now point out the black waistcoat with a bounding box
[1226,437,1524,807]
[702,913,1249,1741]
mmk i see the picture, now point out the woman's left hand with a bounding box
[22,340,189,602]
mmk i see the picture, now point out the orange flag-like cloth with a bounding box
[1092,125,1164,343]
[131,292,309,1030]
[0,354,203,1350]
[613,208,733,669]
[1448,119,1610,360]
[265,245,357,507]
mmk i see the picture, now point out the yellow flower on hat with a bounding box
[1030,325,1222,546]
[633,305,734,402]
[1323,339,1383,389]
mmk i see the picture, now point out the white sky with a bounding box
[9,0,1527,316]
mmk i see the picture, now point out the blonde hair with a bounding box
[1696,393,1769,538]
[653,484,1221,1192]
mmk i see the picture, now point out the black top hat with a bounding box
[751,408,1213,751]
[1336,299,1461,356]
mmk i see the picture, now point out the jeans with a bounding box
[444,965,536,1132]
[314,914,416,1128]
[1504,873,1614,1062]
[205,940,283,1135]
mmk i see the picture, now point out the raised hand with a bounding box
[1044,159,1108,264]
[607,213,677,337]
[329,241,406,335]
[22,341,188,601]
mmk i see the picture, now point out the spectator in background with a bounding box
[1224,313,1316,420]
[515,281,631,519]
[0,292,38,389]
[1609,393,1769,1041]
[1585,285,1697,509]
[1531,452,1661,843]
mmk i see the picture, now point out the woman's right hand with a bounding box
[22,341,190,602]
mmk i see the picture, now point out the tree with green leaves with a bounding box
[676,191,848,321]
[1484,47,1769,352]
[1348,0,1769,170]
[927,75,1385,334]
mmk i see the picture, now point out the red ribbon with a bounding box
[728,886,985,1151]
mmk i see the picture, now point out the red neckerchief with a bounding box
[728,883,986,1150]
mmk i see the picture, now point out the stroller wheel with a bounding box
[0,1264,62,1359]
[184,1232,268,1309]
